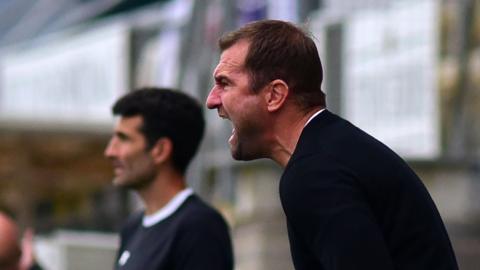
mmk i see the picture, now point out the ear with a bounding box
[265,79,289,112]
[150,137,173,165]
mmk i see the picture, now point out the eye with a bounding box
[215,76,230,87]
[116,132,130,142]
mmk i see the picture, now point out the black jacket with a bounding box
[280,110,458,270]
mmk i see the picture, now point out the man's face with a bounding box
[104,115,156,189]
[0,214,20,270]
[206,40,269,160]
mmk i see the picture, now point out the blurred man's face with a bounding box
[0,213,21,270]
[104,115,155,189]
[206,40,270,160]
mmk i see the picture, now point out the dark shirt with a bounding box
[280,110,458,270]
[115,194,233,270]
[29,262,44,270]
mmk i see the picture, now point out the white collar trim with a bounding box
[142,188,194,227]
[305,108,326,127]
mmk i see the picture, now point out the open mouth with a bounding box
[218,112,235,145]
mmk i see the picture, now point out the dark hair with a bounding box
[219,19,326,110]
[112,87,205,174]
[0,205,16,220]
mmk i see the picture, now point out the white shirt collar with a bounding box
[304,108,326,127]
[142,188,194,227]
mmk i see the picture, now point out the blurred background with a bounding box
[0,0,479,269]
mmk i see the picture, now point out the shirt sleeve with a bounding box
[282,157,395,270]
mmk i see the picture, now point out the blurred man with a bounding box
[0,211,21,270]
[105,88,233,270]
[206,20,458,269]
[0,211,42,270]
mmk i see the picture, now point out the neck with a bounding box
[270,106,323,167]
[137,168,186,215]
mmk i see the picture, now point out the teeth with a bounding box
[229,128,235,144]
[218,111,229,120]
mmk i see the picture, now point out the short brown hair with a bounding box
[219,20,326,110]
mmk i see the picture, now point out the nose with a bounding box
[104,138,117,158]
[206,87,221,109]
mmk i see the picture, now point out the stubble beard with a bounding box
[113,168,156,191]
[231,132,266,161]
